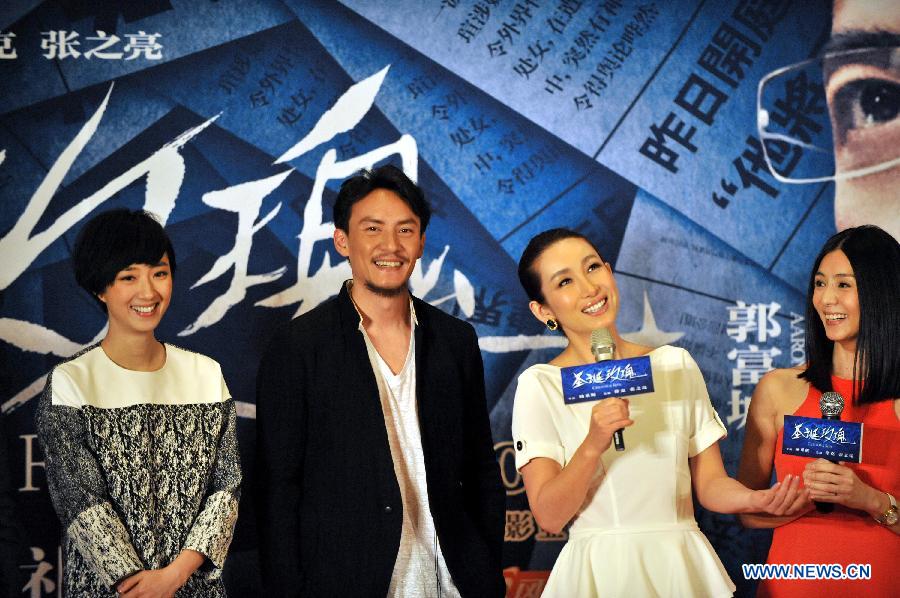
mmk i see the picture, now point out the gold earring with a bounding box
[546,319,558,331]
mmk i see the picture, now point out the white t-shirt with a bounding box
[359,305,460,598]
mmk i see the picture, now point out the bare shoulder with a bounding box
[758,366,807,392]
[753,366,808,417]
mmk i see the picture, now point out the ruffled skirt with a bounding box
[543,523,735,598]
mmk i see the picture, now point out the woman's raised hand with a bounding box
[584,397,633,455]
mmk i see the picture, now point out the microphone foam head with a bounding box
[819,391,844,418]
[590,328,614,349]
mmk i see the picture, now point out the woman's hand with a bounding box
[584,397,633,455]
[116,568,183,598]
[747,473,814,516]
[802,459,880,512]
[117,550,203,597]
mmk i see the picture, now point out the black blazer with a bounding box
[256,284,505,597]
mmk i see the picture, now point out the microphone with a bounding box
[819,391,844,421]
[814,391,844,513]
[590,328,624,451]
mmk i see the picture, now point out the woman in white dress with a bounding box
[511,228,801,597]
[37,209,240,597]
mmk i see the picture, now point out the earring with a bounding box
[546,319,558,331]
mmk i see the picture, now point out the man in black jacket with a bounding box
[256,164,505,597]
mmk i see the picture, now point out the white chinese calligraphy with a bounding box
[0,31,17,59]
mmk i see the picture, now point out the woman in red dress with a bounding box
[738,225,900,596]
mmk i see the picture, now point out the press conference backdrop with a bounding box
[1,1,893,596]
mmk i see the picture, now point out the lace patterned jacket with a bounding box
[36,344,241,597]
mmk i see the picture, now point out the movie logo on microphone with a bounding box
[560,356,654,405]
[782,415,863,463]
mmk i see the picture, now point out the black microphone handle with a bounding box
[592,341,625,452]
[814,489,835,512]
[612,429,625,452]
[814,489,835,513]
[814,413,840,513]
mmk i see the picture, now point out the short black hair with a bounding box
[517,228,604,304]
[798,225,900,405]
[332,164,431,234]
[72,209,176,311]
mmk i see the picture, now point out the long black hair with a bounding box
[798,225,900,404]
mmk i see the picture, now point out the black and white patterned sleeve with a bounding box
[35,368,144,589]
[183,396,241,571]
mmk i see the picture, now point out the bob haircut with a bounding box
[798,225,900,405]
[72,209,176,311]
[332,164,431,234]
[517,228,605,304]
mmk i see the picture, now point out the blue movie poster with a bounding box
[2,1,895,596]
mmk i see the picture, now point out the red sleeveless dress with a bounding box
[758,376,900,597]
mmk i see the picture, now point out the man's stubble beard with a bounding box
[364,279,409,297]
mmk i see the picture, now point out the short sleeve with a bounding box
[511,368,565,470]
[681,350,727,457]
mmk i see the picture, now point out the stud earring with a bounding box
[546,319,558,331]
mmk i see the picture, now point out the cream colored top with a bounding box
[52,343,230,409]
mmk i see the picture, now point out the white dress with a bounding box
[511,345,735,597]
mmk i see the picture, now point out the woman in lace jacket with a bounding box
[36,209,241,597]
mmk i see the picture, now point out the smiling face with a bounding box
[528,236,619,336]
[333,188,424,298]
[829,0,900,239]
[98,254,172,337]
[812,249,860,350]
